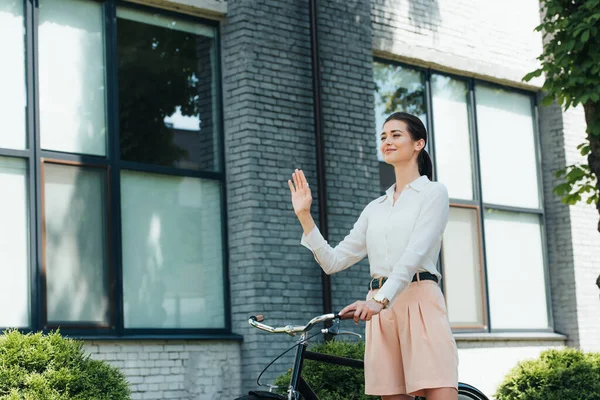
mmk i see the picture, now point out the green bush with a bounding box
[0,329,131,400]
[495,347,600,400]
[273,340,377,400]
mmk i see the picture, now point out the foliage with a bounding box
[495,347,600,400]
[273,340,377,400]
[0,330,130,400]
[523,0,600,224]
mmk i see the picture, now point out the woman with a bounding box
[288,112,458,400]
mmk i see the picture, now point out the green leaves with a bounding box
[524,0,600,110]
[0,330,131,400]
[552,163,599,206]
[495,348,600,400]
[528,0,600,216]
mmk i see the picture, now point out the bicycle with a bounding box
[235,312,490,400]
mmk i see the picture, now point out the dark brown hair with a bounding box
[383,112,433,180]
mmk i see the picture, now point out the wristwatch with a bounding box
[372,292,390,308]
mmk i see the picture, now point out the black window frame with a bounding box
[373,57,554,334]
[0,0,234,340]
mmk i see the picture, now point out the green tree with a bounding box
[524,0,600,231]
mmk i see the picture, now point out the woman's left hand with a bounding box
[339,300,385,324]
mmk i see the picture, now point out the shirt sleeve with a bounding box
[300,206,369,275]
[377,184,449,303]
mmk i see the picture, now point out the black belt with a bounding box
[369,272,438,290]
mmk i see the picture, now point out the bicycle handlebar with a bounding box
[249,312,354,336]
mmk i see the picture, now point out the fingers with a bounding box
[288,179,295,194]
[291,169,311,192]
[359,307,370,322]
[339,301,357,317]
[299,169,309,189]
[292,170,302,190]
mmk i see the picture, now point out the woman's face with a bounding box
[380,119,424,165]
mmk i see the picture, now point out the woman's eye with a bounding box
[393,134,401,137]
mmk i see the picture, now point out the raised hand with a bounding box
[288,169,312,216]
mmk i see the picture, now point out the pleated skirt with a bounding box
[364,280,458,397]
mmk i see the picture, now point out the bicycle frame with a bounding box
[286,330,365,400]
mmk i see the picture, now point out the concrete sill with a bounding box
[454,332,567,343]
[73,333,244,342]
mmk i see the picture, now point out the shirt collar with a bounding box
[379,175,431,203]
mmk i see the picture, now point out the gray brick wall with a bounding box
[560,105,600,352]
[317,0,380,321]
[221,0,378,393]
[221,0,322,393]
[371,0,545,88]
[538,97,580,348]
[86,341,241,400]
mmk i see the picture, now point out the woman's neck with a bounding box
[393,164,421,194]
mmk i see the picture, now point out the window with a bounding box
[0,0,27,150]
[373,60,551,332]
[0,0,227,336]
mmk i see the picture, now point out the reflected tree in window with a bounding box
[118,18,217,170]
[373,62,426,117]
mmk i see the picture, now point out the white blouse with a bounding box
[301,175,449,303]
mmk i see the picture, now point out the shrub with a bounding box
[0,329,131,400]
[495,347,600,400]
[273,340,378,400]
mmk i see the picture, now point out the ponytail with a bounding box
[418,149,433,180]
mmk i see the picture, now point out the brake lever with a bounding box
[320,319,362,339]
[337,330,362,339]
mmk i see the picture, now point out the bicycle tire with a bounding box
[233,391,287,400]
[458,383,490,400]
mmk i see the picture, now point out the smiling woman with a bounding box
[289,111,458,399]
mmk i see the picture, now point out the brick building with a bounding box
[0,0,598,399]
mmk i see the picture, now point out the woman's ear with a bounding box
[415,138,425,152]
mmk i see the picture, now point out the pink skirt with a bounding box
[364,280,458,397]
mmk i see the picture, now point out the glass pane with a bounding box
[0,1,26,150]
[121,171,225,329]
[373,62,426,191]
[0,157,30,327]
[38,0,107,156]
[443,207,485,328]
[484,209,549,330]
[117,8,220,172]
[44,164,109,324]
[475,85,540,208]
[431,75,474,200]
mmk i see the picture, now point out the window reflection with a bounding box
[117,10,219,171]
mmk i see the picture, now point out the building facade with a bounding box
[0,0,598,399]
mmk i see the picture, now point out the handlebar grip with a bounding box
[336,311,355,320]
[250,314,265,323]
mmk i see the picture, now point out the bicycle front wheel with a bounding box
[233,391,287,400]
[458,383,489,400]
